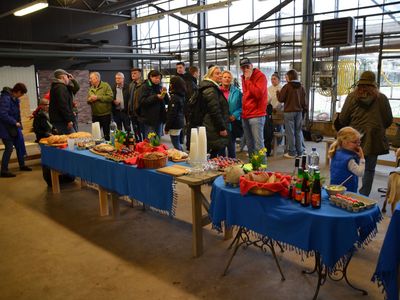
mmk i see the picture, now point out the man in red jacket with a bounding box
[240,58,268,157]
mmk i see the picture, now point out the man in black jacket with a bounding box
[112,72,131,131]
[49,69,80,134]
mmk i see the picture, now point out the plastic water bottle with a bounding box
[308,147,320,177]
[110,122,117,146]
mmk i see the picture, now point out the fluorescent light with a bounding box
[126,14,165,26]
[13,0,48,17]
[89,25,119,35]
[382,49,400,52]
[179,1,232,15]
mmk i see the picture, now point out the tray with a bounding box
[89,148,111,157]
[329,192,377,212]
[157,165,190,176]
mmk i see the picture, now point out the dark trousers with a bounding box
[52,122,75,135]
[1,138,24,173]
[130,116,144,142]
[227,132,236,158]
[359,154,378,196]
[93,114,111,141]
[113,110,131,132]
[210,147,226,158]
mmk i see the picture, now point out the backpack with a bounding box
[186,86,210,128]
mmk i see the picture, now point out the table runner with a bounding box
[40,145,176,216]
[210,176,382,270]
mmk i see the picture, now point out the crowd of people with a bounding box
[0,62,394,197]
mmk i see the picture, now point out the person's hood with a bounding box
[200,79,219,89]
[51,78,66,86]
[356,93,375,108]
[289,80,302,88]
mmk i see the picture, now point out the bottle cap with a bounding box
[312,147,316,151]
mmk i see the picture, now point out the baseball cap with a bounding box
[240,57,252,67]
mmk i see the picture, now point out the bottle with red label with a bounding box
[311,170,322,209]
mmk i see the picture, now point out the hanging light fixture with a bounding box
[13,0,48,17]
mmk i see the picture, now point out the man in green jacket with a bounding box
[88,72,113,140]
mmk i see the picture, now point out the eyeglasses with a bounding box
[350,140,361,145]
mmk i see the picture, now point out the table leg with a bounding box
[50,169,61,194]
[111,193,120,218]
[224,225,233,240]
[98,186,109,216]
[79,178,87,188]
[191,185,203,258]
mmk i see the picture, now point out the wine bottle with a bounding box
[311,170,322,209]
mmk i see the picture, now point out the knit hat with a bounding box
[54,69,69,78]
[357,71,377,87]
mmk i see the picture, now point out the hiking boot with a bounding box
[20,166,32,171]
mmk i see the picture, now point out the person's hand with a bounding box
[67,121,73,129]
[219,130,228,137]
[88,95,98,102]
[16,122,21,128]
[356,146,364,159]
[113,99,121,105]
[243,68,253,80]
[229,115,235,122]
[68,73,74,80]
[73,100,78,107]
[165,129,169,135]
[157,94,164,100]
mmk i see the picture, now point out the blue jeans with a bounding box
[359,154,378,196]
[242,116,265,157]
[1,138,24,173]
[170,135,183,151]
[143,123,162,140]
[284,112,304,156]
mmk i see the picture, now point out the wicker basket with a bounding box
[142,156,168,169]
[249,187,275,196]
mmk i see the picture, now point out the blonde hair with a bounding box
[221,70,233,77]
[328,126,361,159]
[203,66,220,80]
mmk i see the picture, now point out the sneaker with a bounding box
[19,166,32,171]
[283,153,296,159]
[1,171,16,178]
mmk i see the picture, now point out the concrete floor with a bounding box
[0,137,394,300]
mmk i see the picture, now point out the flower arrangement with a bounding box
[249,148,267,171]
[147,132,160,147]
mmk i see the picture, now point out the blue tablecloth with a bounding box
[210,176,382,269]
[372,203,400,300]
[40,145,176,216]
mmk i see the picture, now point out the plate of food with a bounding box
[166,149,188,162]
[90,143,115,156]
[40,135,68,147]
[208,157,243,171]
[329,192,377,212]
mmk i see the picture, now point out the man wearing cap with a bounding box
[339,70,393,196]
[239,57,268,157]
[88,72,113,141]
[49,69,80,134]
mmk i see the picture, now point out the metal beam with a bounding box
[149,4,229,44]
[97,0,157,13]
[228,0,294,47]
[370,0,400,26]
[0,48,177,60]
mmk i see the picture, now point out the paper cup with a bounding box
[67,138,75,151]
